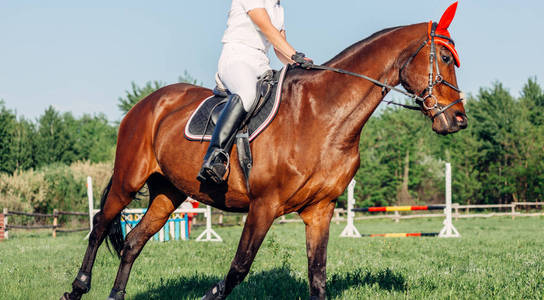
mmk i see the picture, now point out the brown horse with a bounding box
[62,5,466,300]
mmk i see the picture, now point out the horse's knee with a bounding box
[232,262,250,275]
[225,261,252,288]
[229,253,254,276]
[120,231,146,261]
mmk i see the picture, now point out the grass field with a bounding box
[1,216,543,299]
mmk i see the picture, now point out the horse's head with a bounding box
[400,2,467,135]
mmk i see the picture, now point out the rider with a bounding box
[197,0,313,184]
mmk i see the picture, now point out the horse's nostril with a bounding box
[455,113,467,128]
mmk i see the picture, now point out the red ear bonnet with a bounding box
[437,1,457,30]
[430,2,460,67]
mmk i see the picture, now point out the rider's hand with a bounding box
[291,52,314,69]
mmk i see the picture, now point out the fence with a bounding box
[1,205,221,242]
[2,202,543,240]
[0,176,222,242]
[452,202,544,219]
[0,208,88,239]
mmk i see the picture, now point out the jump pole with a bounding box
[340,179,361,238]
[340,162,460,238]
[438,163,460,237]
[84,176,96,240]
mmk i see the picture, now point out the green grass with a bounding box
[1,216,543,299]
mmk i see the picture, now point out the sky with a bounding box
[1,1,543,122]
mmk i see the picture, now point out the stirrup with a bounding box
[197,149,230,184]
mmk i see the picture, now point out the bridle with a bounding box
[400,22,463,119]
[305,22,463,120]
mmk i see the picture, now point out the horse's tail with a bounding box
[100,177,125,258]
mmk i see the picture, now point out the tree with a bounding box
[12,117,36,171]
[178,70,202,86]
[516,78,544,201]
[34,106,74,167]
[468,83,530,203]
[354,104,445,207]
[71,113,117,162]
[520,77,544,126]
[0,100,17,173]
[117,70,203,115]
[117,80,164,116]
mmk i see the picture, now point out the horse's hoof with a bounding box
[201,280,226,300]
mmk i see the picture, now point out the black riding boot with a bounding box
[197,94,247,184]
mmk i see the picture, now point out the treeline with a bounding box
[352,78,544,207]
[0,103,117,173]
[0,73,198,215]
[0,71,202,174]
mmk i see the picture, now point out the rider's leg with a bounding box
[197,59,261,184]
[197,94,247,184]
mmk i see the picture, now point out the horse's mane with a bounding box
[323,26,402,66]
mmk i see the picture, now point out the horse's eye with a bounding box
[441,55,451,64]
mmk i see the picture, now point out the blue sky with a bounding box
[1,1,543,122]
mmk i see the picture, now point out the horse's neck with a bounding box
[315,24,426,146]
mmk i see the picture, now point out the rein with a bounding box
[304,22,463,119]
[308,64,424,110]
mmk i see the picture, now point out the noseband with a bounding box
[305,23,463,120]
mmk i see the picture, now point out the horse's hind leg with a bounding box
[107,175,186,300]
[299,199,336,300]
[202,201,277,299]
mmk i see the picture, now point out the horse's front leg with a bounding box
[299,199,336,300]
[61,182,135,300]
[202,201,276,300]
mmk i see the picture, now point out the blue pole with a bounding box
[184,213,189,240]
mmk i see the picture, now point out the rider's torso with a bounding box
[222,0,284,53]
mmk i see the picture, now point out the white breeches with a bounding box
[218,43,271,112]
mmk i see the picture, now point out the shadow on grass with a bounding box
[328,268,407,297]
[131,267,406,299]
[131,271,221,300]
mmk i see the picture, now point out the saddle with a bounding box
[185,67,289,188]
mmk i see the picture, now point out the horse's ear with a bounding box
[437,2,458,30]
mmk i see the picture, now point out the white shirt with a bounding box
[222,0,285,54]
